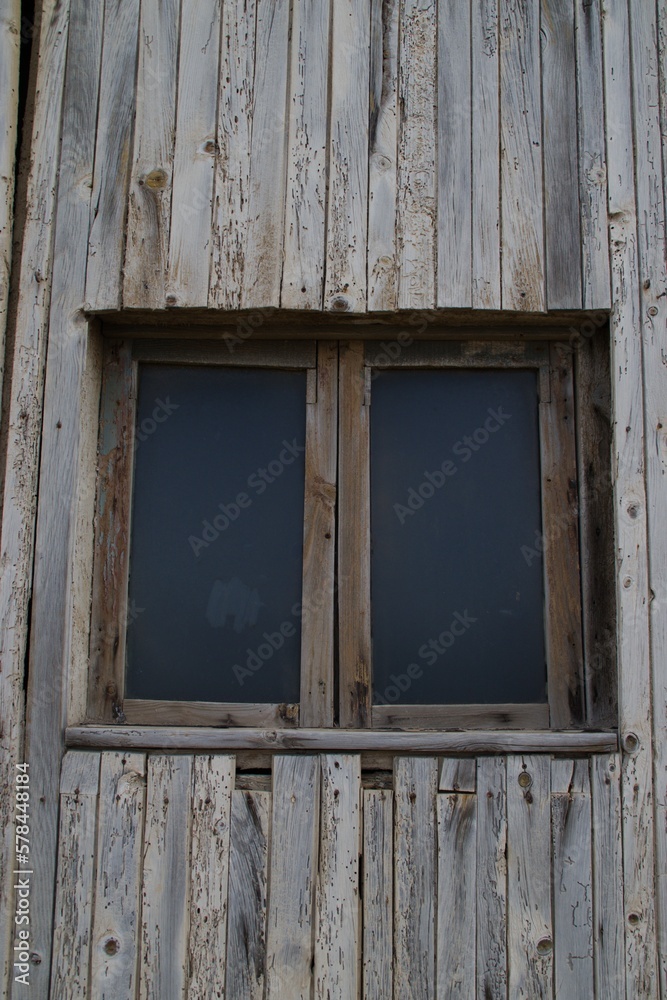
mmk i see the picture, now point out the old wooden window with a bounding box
[88,336,601,731]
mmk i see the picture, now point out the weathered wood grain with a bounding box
[439,757,477,793]
[241,0,290,307]
[437,791,477,997]
[574,0,611,309]
[437,0,471,308]
[85,0,140,310]
[0,0,20,401]
[300,343,337,727]
[324,0,370,313]
[368,0,399,311]
[189,755,234,999]
[315,755,361,999]
[471,0,501,309]
[123,700,298,728]
[123,0,180,308]
[476,756,508,999]
[90,753,146,1000]
[226,789,270,1000]
[551,759,594,998]
[506,755,552,997]
[373,702,549,731]
[499,0,544,310]
[397,0,437,309]
[542,0,582,309]
[50,753,101,999]
[209,0,257,309]
[602,1,659,994]
[139,755,192,999]
[281,0,330,309]
[591,753,625,998]
[394,757,438,1000]
[166,0,221,307]
[362,789,393,1000]
[265,755,320,999]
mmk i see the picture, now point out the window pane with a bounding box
[370,369,546,706]
[126,365,306,703]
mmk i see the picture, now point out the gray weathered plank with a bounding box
[476,756,507,999]
[226,789,270,1000]
[368,0,399,311]
[499,0,544,310]
[439,757,477,793]
[363,789,393,1000]
[506,755,552,997]
[394,757,438,1000]
[591,754,625,999]
[437,0,472,308]
[50,753,101,999]
[0,0,20,401]
[437,791,477,998]
[85,0,140,310]
[166,0,221,307]
[139,755,192,999]
[281,0,330,309]
[123,0,180,308]
[551,759,594,998]
[542,0,582,309]
[189,755,234,999]
[264,755,320,999]
[90,753,146,1000]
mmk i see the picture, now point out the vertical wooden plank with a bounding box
[551,759,594,998]
[209,0,257,309]
[471,0,501,309]
[300,343,337,727]
[139,755,192,1000]
[0,0,20,399]
[499,0,544,311]
[506,755,552,998]
[437,0,472,308]
[324,0,370,313]
[226,789,270,1000]
[50,753,101,999]
[542,0,582,309]
[90,753,146,1000]
[189,756,234,999]
[476,756,508,1000]
[439,758,477,793]
[397,0,437,309]
[241,0,290,308]
[363,789,393,1000]
[437,790,477,998]
[627,2,667,996]
[315,755,361,999]
[265,755,320,1000]
[574,0,611,309]
[123,0,180,308]
[394,757,438,1000]
[591,754,625,999]
[166,0,221,307]
[338,342,371,728]
[368,0,399,311]
[85,0,140,310]
[602,2,658,995]
[281,0,330,309]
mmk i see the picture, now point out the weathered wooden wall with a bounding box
[0,0,665,997]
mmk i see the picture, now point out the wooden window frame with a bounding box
[338,339,584,731]
[87,338,337,729]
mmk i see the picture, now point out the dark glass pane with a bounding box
[370,369,546,705]
[126,365,306,703]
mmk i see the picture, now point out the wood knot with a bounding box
[622,731,640,754]
[329,294,352,313]
[103,937,120,956]
[536,937,553,956]
[142,168,168,190]
[517,770,532,789]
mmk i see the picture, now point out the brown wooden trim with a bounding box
[66,726,618,754]
[338,341,372,726]
[372,703,550,730]
[123,700,298,727]
[364,338,550,369]
[540,344,585,726]
[299,343,338,725]
[87,341,136,722]
[131,337,316,368]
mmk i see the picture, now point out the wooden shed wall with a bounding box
[0,0,665,997]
